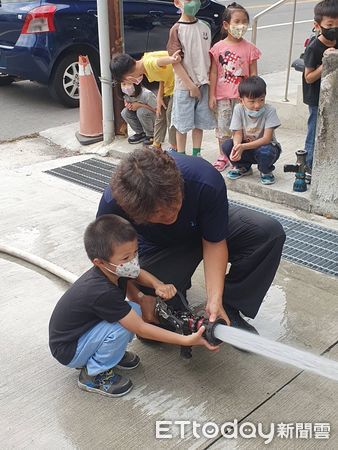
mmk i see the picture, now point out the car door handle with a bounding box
[149,10,164,17]
[87,9,97,17]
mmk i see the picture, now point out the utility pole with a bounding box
[107,0,127,136]
[97,0,114,144]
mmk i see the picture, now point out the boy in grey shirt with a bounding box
[222,76,281,185]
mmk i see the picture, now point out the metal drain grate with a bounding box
[229,199,338,276]
[46,158,338,277]
[46,158,116,193]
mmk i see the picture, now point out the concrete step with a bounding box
[195,127,311,213]
[40,123,310,215]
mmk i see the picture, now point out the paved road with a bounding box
[0,0,315,142]
[238,0,315,74]
[0,81,79,143]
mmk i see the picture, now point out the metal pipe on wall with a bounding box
[284,0,298,102]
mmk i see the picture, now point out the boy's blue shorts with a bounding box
[171,84,216,134]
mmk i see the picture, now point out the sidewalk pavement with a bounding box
[40,121,310,214]
[1,128,338,449]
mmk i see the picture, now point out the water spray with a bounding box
[156,297,338,382]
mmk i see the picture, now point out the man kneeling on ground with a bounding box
[97,148,286,331]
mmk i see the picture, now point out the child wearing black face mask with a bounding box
[120,81,157,146]
[302,0,338,181]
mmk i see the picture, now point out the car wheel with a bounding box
[0,74,15,86]
[49,53,82,107]
[50,52,100,107]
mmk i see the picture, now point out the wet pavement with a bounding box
[1,140,338,449]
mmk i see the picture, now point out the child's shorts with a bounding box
[215,98,238,140]
[171,84,215,134]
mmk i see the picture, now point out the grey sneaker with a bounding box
[78,368,133,397]
[116,351,140,370]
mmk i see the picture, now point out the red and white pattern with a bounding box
[219,51,243,85]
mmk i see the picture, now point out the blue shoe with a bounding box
[260,173,275,185]
[78,368,133,397]
[227,167,253,180]
[116,351,140,370]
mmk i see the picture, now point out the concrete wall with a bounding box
[310,51,338,219]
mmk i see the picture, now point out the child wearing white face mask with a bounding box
[120,81,157,146]
[49,215,218,398]
[209,2,261,172]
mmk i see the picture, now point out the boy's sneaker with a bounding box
[116,351,140,370]
[227,167,253,180]
[143,136,154,146]
[128,132,146,144]
[78,367,133,398]
[260,173,275,185]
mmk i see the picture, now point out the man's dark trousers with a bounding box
[139,206,286,319]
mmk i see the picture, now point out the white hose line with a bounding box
[214,324,338,382]
[0,243,77,284]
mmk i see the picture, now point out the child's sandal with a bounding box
[213,156,230,172]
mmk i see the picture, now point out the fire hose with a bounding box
[2,243,338,381]
[155,292,227,358]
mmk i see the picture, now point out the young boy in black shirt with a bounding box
[49,215,217,398]
[303,0,338,179]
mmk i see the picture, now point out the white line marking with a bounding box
[246,0,317,9]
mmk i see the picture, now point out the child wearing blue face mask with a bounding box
[221,76,281,185]
[49,214,217,399]
[120,81,157,146]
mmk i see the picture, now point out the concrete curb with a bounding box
[38,121,314,214]
[225,177,311,212]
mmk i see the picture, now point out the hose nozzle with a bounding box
[201,318,227,345]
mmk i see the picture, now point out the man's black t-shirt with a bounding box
[97,153,229,256]
[302,38,338,106]
[49,267,131,365]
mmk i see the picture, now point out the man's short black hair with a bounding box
[84,214,137,261]
[111,148,184,224]
[238,76,267,99]
[110,53,136,82]
[314,0,338,24]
